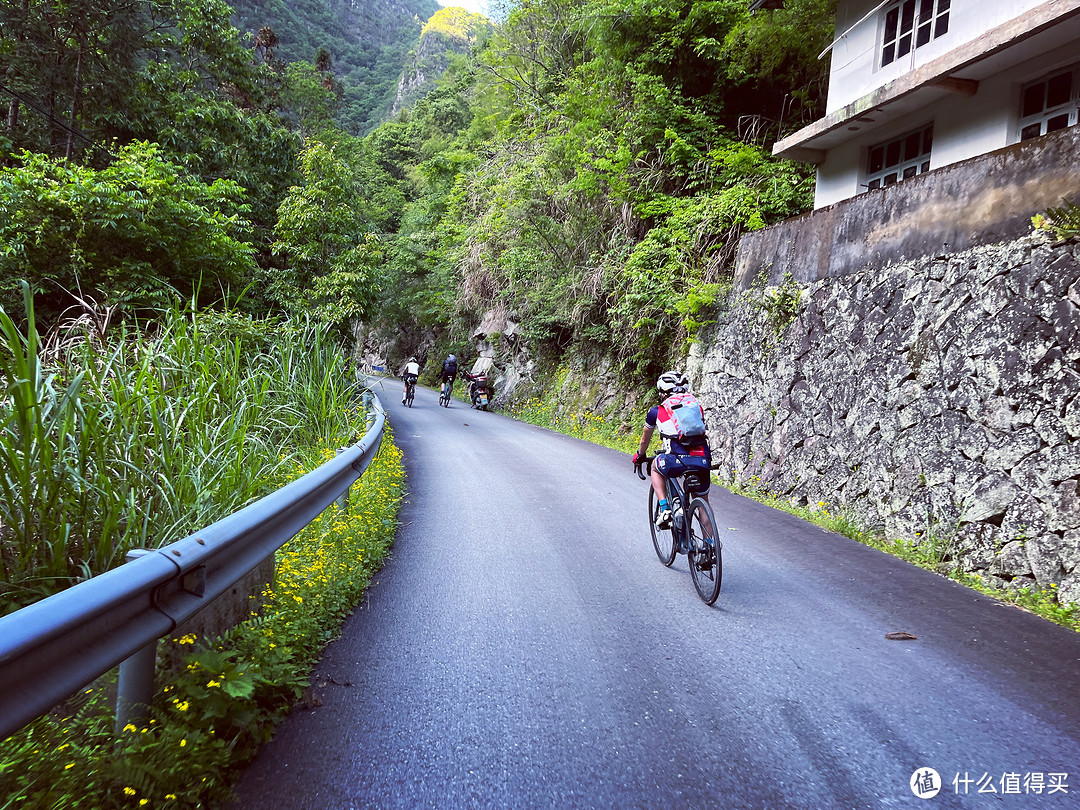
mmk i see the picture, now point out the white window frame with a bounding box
[880,0,951,69]
[865,124,934,191]
[1018,64,1080,142]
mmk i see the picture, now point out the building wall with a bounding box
[813,2,1080,210]
[826,0,1045,113]
[813,141,862,209]
[691,232,1080,602]
[745,124,1080,288]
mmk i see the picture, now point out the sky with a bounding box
[438,0,491,16]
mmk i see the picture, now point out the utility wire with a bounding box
[0,79,95,146]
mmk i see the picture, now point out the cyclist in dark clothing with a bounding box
[437,354,459,404]
[439,354,458,382]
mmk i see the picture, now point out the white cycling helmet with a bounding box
[656,370,688,396]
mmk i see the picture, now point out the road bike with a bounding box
[635,456,722,605]
[404,375,417,408]
[438,377,453,408]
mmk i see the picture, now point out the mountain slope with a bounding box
[391,6,492,116]
[229,0,442,134]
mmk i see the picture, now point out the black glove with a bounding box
[632,451,646,466]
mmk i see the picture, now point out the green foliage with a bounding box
[1032,198,1080,240]
[355,0,822,382]
[0,432,406,808]
[279,60,340,136]
[720,0,837,138]
[228,0,442,135]
[270,139,387,332]
[0,142,257,321]
[757,271,802,335]
[0,0,156,159]
[0,286,361,612]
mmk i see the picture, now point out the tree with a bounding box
[270,140,385,331]
[0,141,258,322]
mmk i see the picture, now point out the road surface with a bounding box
[230,377,1080,808]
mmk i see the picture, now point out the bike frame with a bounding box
[662,475,690,542]
[637,455,722,604]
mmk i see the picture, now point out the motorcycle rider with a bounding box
[462,366,490,407]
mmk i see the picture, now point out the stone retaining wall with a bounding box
[689,232,1080,602]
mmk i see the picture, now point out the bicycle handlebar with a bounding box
[634,456,654,481]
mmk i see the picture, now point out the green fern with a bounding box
[1033,198,1080,240]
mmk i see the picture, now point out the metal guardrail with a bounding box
[0,393,386,741]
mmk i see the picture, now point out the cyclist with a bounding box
[631,371,714,536]
[438,354,459,400]
[401,356,420,404]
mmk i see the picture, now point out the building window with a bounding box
[881,0,951,68]
[1019,65,1079,141]
[866,124,933,191]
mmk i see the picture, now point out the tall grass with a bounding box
[0,284,360,614]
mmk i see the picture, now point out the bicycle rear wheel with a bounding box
[687,497,722,604]
[406,384,414,407]
[648,487,677,567]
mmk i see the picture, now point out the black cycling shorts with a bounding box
[655,453,711,495]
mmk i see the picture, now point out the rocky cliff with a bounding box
[689,231,1080,602]
[390,6,492,116]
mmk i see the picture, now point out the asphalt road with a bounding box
[229,377,1080,809]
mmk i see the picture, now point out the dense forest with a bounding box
[0,0,836,382]
[228,0,442,133]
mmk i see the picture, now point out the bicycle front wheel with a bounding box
[648,487,677,567]
[687,497,722,604]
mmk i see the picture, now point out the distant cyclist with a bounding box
[631,371,713,533]
[438,354,458,398]
[401,356,420,404]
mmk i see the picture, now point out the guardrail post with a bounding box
[334,449,350,513]
[115,549,157,734]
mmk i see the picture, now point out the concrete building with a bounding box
[773,0,1080,209]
